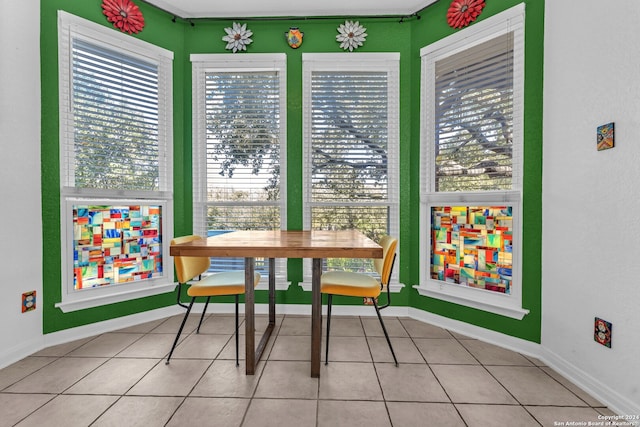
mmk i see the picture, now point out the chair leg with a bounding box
[235,294,240,367]
[373,301,399,367]
[166,297,195,365]
[325,294,333,365]
[196,296,211,334]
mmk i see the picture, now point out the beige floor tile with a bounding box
[30,337,95,357]
[376,363,449,402]
[324,336,372,362]
[523,354,547,366]
[92,395,183,427]
[127,358,210,396]
[190,359,262,398]
[254,360,318,399]
[5,357,107,394]
[115,318,166,333]
[198,314,244,335]
[368,336,425,364]
[387,402,465,427]
[14,394,118,427]
[399,318,452,338]
[526,405,606,427]
[67,333,143,357]
[166,397,249,427]
[431,364,517,404]
[0,313,615,426]
[239,315,284,336]
[0,357,56,391]
[318,400,391,427]
[414,338,479,364]
[279,315,313,336]
[362,316,410,337]
[243,398,317,427]
[319,362,383,401]
[460,339,534,366]
[216,330,275,363]
[151,314,201,334]
[324,316,365,336]
[169,332,231,359]
[541,366,605,407]
[448,330,475,340]
[65,358,159,395]
[269,335,312,361]
[115,333,178,359]
[0,393,55,427]
[456,404,540,427]
[487,366,586,406]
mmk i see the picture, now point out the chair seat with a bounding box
[321,271,381,298]
[187,271,261,297]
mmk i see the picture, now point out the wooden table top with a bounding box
[169,230,383,259]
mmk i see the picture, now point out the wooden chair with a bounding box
[166,235,260,366]
[321,235,399,366]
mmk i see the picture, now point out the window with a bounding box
[191,54,287,289]
[418,4,528,319]
[57,11,174,312]
[301,53,401,291]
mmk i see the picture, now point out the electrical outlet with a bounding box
[22,291,36,313]
[594,317,612,348]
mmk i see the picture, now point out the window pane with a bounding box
[200,69,283,272]
[205,71,281,203]
[434,33,514,192]
[71,39,160,191]
[310,71,389,202]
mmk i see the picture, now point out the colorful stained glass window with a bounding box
[431,205,512,294]
[72,204,163,290]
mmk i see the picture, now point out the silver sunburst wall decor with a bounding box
[336,20,367,52]
[222,22,253,53]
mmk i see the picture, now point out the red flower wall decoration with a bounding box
[447,0,486,29]
[102,0,145,34]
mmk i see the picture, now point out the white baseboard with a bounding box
[407,308,640,417]
[540,346,640,417]
[3,303,637,416]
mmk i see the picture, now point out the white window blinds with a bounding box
[434,33,517,192]
[302,53,400,276]
[58,14,173,195]
[68,39,162,191]
[191,54,287,274]
[422,5,524,194]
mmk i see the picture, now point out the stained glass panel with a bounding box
[431,205,512,294]
[72,204,163,289]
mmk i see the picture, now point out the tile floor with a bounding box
[0,313,614,426]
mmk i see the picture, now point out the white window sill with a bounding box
[55,282,177,313]
[414,283,529,320]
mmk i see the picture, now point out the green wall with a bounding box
[41,0,543,343]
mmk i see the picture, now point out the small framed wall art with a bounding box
[597,122,614,151]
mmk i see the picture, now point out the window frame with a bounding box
[300,52,402,292]
[191,53,288,290]
[417,4,529,319]
[56,11,175,312]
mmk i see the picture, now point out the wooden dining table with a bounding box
[169,229,383,378]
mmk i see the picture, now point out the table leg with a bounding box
[269,258,276,325]
[311,258,322,378]
[244,257,256,375]
[245,257,276,375]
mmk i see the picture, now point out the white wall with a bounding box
[543,1,640,414]
[0,0,43,366]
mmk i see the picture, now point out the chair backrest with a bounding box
[373,235,398,286]
[171,235,211,284]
